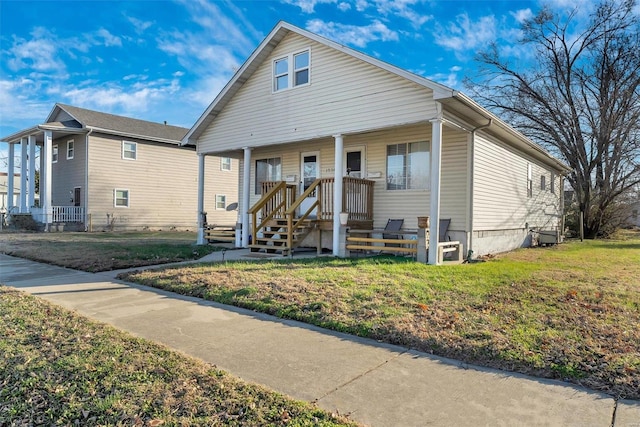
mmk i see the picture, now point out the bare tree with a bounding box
[469,0,640,237]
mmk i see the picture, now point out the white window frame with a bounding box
[273,48,310,93]
[255,157,282,195]
[52,144,58,163]
[114,189,130,208]
[215,194,226,210]
[122,141,137,160]
[386,141,431,191]
[527,164,533,198]
[221,157,232,171]
[550,172,556,194]
[540,174,546,191]
[66,140,74,160]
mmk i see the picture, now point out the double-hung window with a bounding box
[114,189,129,207]
[52,145,59,163]
[216,194,226,210]
[255,157,282,194]
[67,140,74,160]
[122,141,137,160]
[273,49,310,92]
[221,157,231,171]
[386,141,430,190]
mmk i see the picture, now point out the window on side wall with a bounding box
[540,174,546,191]
[114,189,129,207]
[67,140,74,160]
[550,172,556,194]
[52,145,59,163]
[255,157,282,195]
[527,164,533,197]
[386,141,430,190]
[221,157,231,171]
[216,194,226,210]
[122,141,137,160]
[273,49,310,92]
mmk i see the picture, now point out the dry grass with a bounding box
[121,234,640,400]
[0,286,357,426]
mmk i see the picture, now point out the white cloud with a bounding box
[306,19,399,47]
[372,0,432,28]
[433,13,497,59]
[6,30,67,73]
[282,0,338,13]
[338,2,351,11]
[95,28,122,47]
[126,16,153,34]
[511,8,533,24]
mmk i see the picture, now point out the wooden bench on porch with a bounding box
[437,241,464,263]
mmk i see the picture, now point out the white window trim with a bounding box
[66,139,74,160]
[385,141,431,191]
[221,157,232,171]
[52,144,59,163]
[215,194,226,210]
[122,141,137,160]
[272,47,311,93]
[114,188,130,208]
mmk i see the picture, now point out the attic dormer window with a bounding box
[273,49,310,92]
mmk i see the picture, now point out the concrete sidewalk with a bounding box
[1,253,638,426]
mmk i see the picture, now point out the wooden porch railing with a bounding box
[318,177,375,221]
[249,182,296,245]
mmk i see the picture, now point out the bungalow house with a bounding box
[1,104,238,232]
[182,21,570,264]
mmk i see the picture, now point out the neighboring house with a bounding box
[628,201,640,228]
[1,104,238,231]
[0,172,21,212]
[182,21,570,263]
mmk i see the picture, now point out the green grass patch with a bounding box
[0,286,357,426]
[121,237,640,400]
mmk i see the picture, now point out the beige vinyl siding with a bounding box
[198,32,437,154]
[473,134,561,231]
[440,129,469,233]
[86,133,237,231]
[51,135,86,207]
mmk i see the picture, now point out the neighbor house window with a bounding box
[633,209,638,219]
[52,145,58,163]
[540,174,546,191]
[527,164,533,198]
[386,141,430,190]
[273,49,310,92]
[550,172,556,194]
[114,189,129,207]
[255,157,282,195]
[216,194,226,210]
[122,141,137,160]
[221,157,231,171]
[67,140,74,160]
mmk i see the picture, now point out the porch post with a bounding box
[332,134,344,256]
[428,116,443,265]
[28,135,36,209]
[19,137,28,213]
[241,147,252,247]
[196,153,206,245]
[7,143,15,212]
[42,130,53,230]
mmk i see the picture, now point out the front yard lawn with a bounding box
[120,235,640,400]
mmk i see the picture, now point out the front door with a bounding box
[345,146,365,178]
[300,151,319,217]
[74,187,81,207]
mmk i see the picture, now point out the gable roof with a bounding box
[49,104,189,143]
[182,21,571,173]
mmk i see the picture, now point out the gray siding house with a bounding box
[2,104,239,231]
[183,21,570,263]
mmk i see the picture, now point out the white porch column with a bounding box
[196,153,206,245]
[28,135,36,209]
[19,137,28,212]
[42,130,53,230]
[241,147,252,247]
[428,116,443,265]
[332,134,344,256]
[7,143,15,212]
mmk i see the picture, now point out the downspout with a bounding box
[85,128,92,231]
[467,119,492,260]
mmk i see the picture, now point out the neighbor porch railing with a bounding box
[52,206,85,223]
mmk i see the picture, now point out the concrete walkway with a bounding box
[1,253,638,426]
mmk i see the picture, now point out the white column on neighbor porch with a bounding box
[42,130,53,230]
[7,143,15,212]
[28,135,36,209]
[19,137,28,212]
[428,117,443,265]
[241,147,252,247]
[332,134,344,256]
[196,153,206,245]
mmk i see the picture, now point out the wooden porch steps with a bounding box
[205,225,236,243]
[249,218,315,256]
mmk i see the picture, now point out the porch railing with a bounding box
[318,177,375,221]
[52,206,85,223]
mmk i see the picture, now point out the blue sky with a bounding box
[0,0,600,168]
